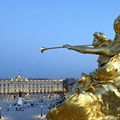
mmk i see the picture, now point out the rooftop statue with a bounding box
[41,15,120,120]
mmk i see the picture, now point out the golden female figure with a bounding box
[45,16,120,120]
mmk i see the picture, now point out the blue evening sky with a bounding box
[0,0,120,79]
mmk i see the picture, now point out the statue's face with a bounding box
[114,16,120,33]
[114,23,120,34]
[92,38,99,47]
[92,34,102,47]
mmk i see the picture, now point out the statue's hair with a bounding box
[93,32,112,47]
[93,32,107,41]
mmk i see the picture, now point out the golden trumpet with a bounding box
[40,46,64,53]
[40,44,92,53]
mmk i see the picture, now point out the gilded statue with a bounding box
[41,15,120,120]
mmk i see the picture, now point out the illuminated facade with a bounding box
[0,75,64,100]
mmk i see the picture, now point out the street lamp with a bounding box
[0,107,2,119]
[40,106,43,117]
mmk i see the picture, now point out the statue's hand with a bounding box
[63,44,72,50]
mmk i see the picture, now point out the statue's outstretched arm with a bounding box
[63,44,110,55]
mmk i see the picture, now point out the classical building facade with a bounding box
[0,75,64,100]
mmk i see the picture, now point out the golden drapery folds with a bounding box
[47,80,120,120]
